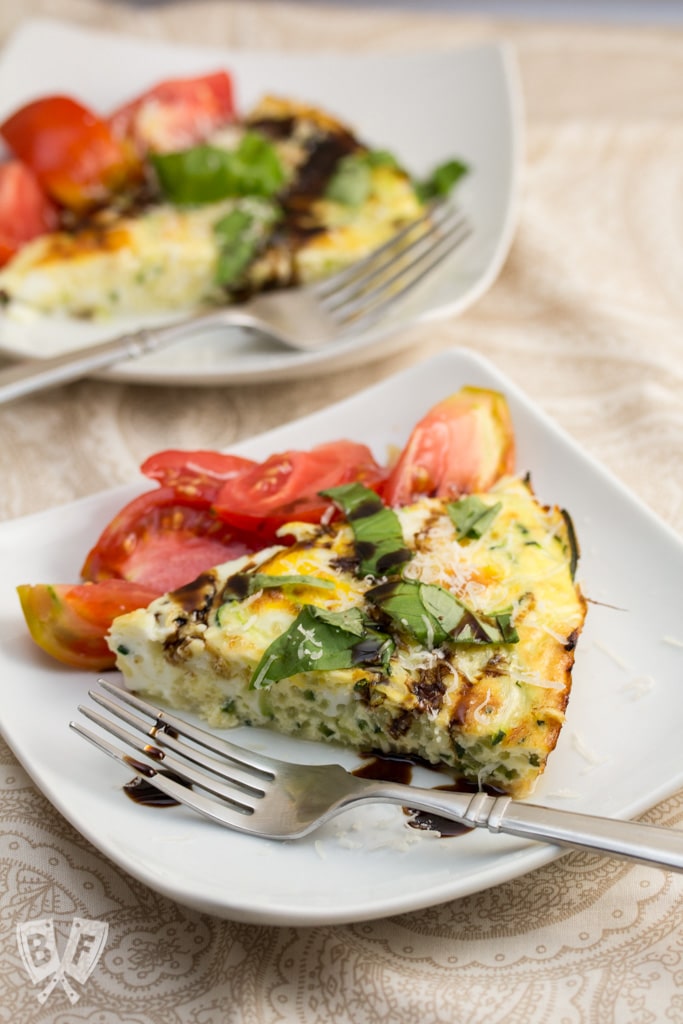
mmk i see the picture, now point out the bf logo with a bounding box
[17,917,109,1004]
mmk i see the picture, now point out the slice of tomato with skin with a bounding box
[213,441,387,541]
[0,161,58,265]
[383,387,516,507]
[81,486,260,592]
[140,449,257,505]
[1,95,139,210]
[17,579,159,670]
[108,71,236,155]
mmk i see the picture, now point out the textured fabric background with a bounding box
[0,4,682,1022]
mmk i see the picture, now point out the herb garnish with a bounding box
[325,149,401,207]
[448,495,501,539]
[367,579,519,647]
[415,158,468,202]
[225,572,335,599]
[250,605,393,689]
[152,132,286,205]
[213,204,278,287]
[322,483,412,578]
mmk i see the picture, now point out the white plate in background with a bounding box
[0,18,522,384]
[1,349,682,925]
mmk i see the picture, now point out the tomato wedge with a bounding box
[82,487,259,592]
[0,160,57,266]
[213,441,387,541]
[1,95,139,210]
[140,449,256,505]
[17,580,159,670]
[109,71,236,155]
[383,387,516,506]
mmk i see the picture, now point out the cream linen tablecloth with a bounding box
[1,3,682,1022]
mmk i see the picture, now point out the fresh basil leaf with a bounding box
[325,156,372,206]
[415,158,468,203]
[448,496,501,539]
[322,483,412,578]
[222,571,336,602]
[232,132,287,196]
[152,145,230,205]
[325,149,402,207]
[560,508,580,579]
[250,573,335,592]
[367,579,517,648]
[152,132,285,205]
[213,200,280,287]
[367,580,448,648]
[213,208,258,286]
[250,605,393,689]
[310,605,366,636]
[491,608,520,644]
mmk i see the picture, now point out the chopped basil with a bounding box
[252,573,334,592]
[325,149,401,207]
[415,158,468,203]
[250,605,393,689]
[325,156,371,206]
[151,132,286,205]
[448,496,501,539]
[322,482,412,578]
[213,200,280,287]
[367,579,518,648]
[213,209,258,286]
[560,508,580,579]
[225,572,335,599]
[490,608,520,644]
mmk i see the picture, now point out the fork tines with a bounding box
[70,680,278,828]
[312,201,471,334]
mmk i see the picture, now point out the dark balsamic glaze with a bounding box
[405,785,474,838]
[122,739,187,808]
[124,777,180,808]
[350,635,389,666]
[352,754,506,838]
[352,753,413,785]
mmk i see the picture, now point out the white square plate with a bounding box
[1,349,682,925]
[0,18,522,385]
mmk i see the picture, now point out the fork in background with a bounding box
[72,681,683,873]
[0,201,471,405]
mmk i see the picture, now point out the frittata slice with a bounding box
[0,198,272,318]
[0,96,424,319]
[109,476,586,798]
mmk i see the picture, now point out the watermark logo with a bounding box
[17,917,108,1005]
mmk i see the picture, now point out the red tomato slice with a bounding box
[109,71,236,155]
[81,487,259,592]
[17,579,159,670]
[1,96,139,210]
[0,160,57,266]
[213,441,387,540]
[140,449,256,505]
[383,387,516,507]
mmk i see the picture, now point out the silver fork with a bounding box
[0,202,470,405]
[71,681,683,872]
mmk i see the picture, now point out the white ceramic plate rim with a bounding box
[0,18,523,385]
[2,348,683,925]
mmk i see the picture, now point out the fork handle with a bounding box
[0,309,234,404]
[368,786,683,872]
[484,796,683,872]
